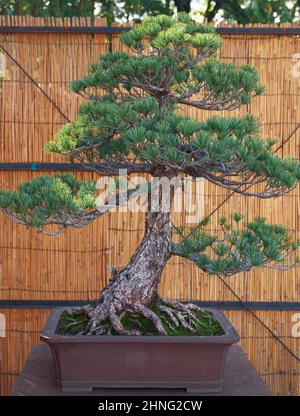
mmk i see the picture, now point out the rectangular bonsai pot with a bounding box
[40,307,239,393]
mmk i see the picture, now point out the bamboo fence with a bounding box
[0,16,300,396]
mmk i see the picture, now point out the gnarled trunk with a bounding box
[87,209,172,334]
[103,210,172,305]
[81,182,204,335]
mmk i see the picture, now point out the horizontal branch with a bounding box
[170,217,300,278]
[71,160,153,176]
[171,245,298,276]
[177,96,242,111]
[0,173,147,236]
[199,172,293,198]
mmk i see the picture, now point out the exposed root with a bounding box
[160,316,176,332]
[89,324,110,335]
[109,305,141,335]
[87,307,108,333]
[176,311,195,331]
[185,302,207,314]
[85,302,169,336]
[161,297,205,314]
[132,303,168,336]
[61,297,211,336]
[158,305,180,327]
[159,297,210,333]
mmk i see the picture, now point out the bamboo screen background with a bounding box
[0,16,300,395]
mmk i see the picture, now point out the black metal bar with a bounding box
[194,301,300,310]
[217,27,300,35]
[0,26,130,34]
[1,26,300,35]
[0,162,88,171]
[0,300,300,310]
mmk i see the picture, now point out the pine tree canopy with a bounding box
[45,13,299,197]
[0,13,300,276]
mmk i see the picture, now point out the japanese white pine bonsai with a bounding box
[1,13,300,336]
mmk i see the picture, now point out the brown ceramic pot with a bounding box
[40,307,239,393]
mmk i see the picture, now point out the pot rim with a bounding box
[40,306,240,345]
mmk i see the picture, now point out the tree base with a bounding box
[56,299,224,337]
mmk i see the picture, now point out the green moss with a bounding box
[56,310,89,335]
[119,309,223,336]
[56,305,224,337]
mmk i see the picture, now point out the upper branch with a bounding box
[178,115,300,198]
[69,13,263,112]
[48,14,264,172]
[46,13,299,199]
[175,60,264,111]
[46,97,160,174]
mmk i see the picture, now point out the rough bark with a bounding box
[87,209,172,334]
[77,179,204,336]
[68,172,206,335]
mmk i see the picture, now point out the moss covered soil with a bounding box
[56,305,224,336]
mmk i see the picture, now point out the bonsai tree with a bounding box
[1,13,300,335]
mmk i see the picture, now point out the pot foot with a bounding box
[185,386,222,394]
[60,385,94,393]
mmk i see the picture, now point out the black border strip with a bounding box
[0,26,130,34]
[0,300,299,310]
[0,162,90,171]
[0,26,300,35]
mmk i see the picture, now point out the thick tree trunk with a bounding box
[81,181,204,335]
[87,209,172,334]
[104,210,172,305]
